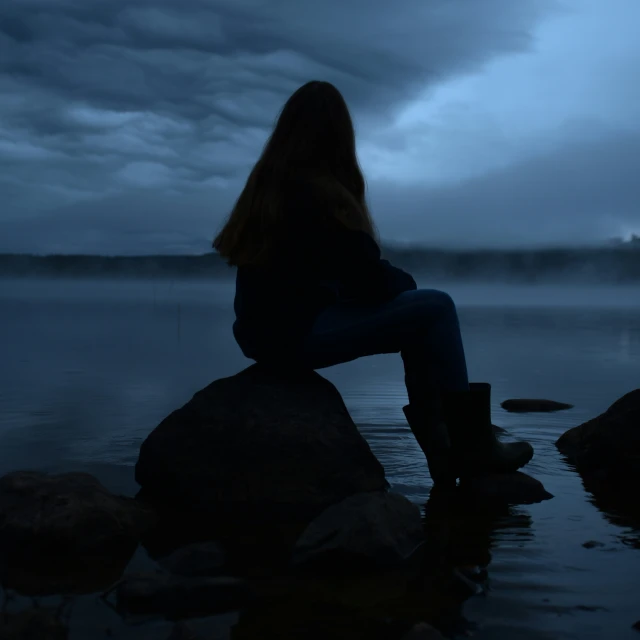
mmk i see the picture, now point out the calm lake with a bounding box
[1,277,639,639]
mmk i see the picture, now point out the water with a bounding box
[1,277,640,639]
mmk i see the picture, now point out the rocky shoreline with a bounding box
[0,365,637,639]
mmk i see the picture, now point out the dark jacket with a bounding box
[232,180,417,362]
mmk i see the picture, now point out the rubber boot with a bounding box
[402,404,456,487]
[443,382,534,476]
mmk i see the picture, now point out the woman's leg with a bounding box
[301,289,533,482]
[301,289,469,406]
[301,289,466,484]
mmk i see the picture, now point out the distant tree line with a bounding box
[0,246,639,282]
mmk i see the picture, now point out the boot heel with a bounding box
[443,384,534,477]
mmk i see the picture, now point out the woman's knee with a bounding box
[409,288,457,315]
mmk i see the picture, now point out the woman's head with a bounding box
[214,81,375,266]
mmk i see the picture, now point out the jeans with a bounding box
[300,289,469,419]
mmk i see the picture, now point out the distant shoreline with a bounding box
[0,246,639,282]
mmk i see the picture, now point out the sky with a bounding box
[1,0,639,254]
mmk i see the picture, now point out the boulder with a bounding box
[292,491,424,572]
[501,398,573,413]
[556,389,640,485]
[115,573,254,620]
[135,365,387,517]
[0,471,152,561]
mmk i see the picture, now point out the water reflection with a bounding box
[581,476,640,549]
[423,485,533,570]
[229,486,535,640]
[421,485,534,636]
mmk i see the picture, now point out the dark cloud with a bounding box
[0,0,554,117]
[0,0,557,244]
[5,0,637,253]
[4,127,639,254]
[374,128,640,247]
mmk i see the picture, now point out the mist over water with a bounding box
[1,276,639,639]
[2,245,640,284]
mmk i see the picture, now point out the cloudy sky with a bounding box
[1,0,639,254]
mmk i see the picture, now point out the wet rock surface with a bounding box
[0,471,152,558]
[292,492,424,572]
[501,398,574,413]
[135,364,387,517]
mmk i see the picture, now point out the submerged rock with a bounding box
[0,471,152,561]
[292,491,424,572]
[0,609,67,640]
[135,365,387,517]
[1,548,136,598]
[501,398,573,413]
[115,572,253,620]
[460,471,553,505]
[582,540,605,549]
[157,542,226,577]
[556,389,640,487]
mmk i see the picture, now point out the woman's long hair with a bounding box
[213,81,376,266]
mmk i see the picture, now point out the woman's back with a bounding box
[232,177,416,362]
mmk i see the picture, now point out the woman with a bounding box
[214,80,533,486]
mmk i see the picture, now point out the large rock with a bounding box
[135,365,387,516]
[556,389,640,485]
[0,471,152,560]
[292,491,424,572]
